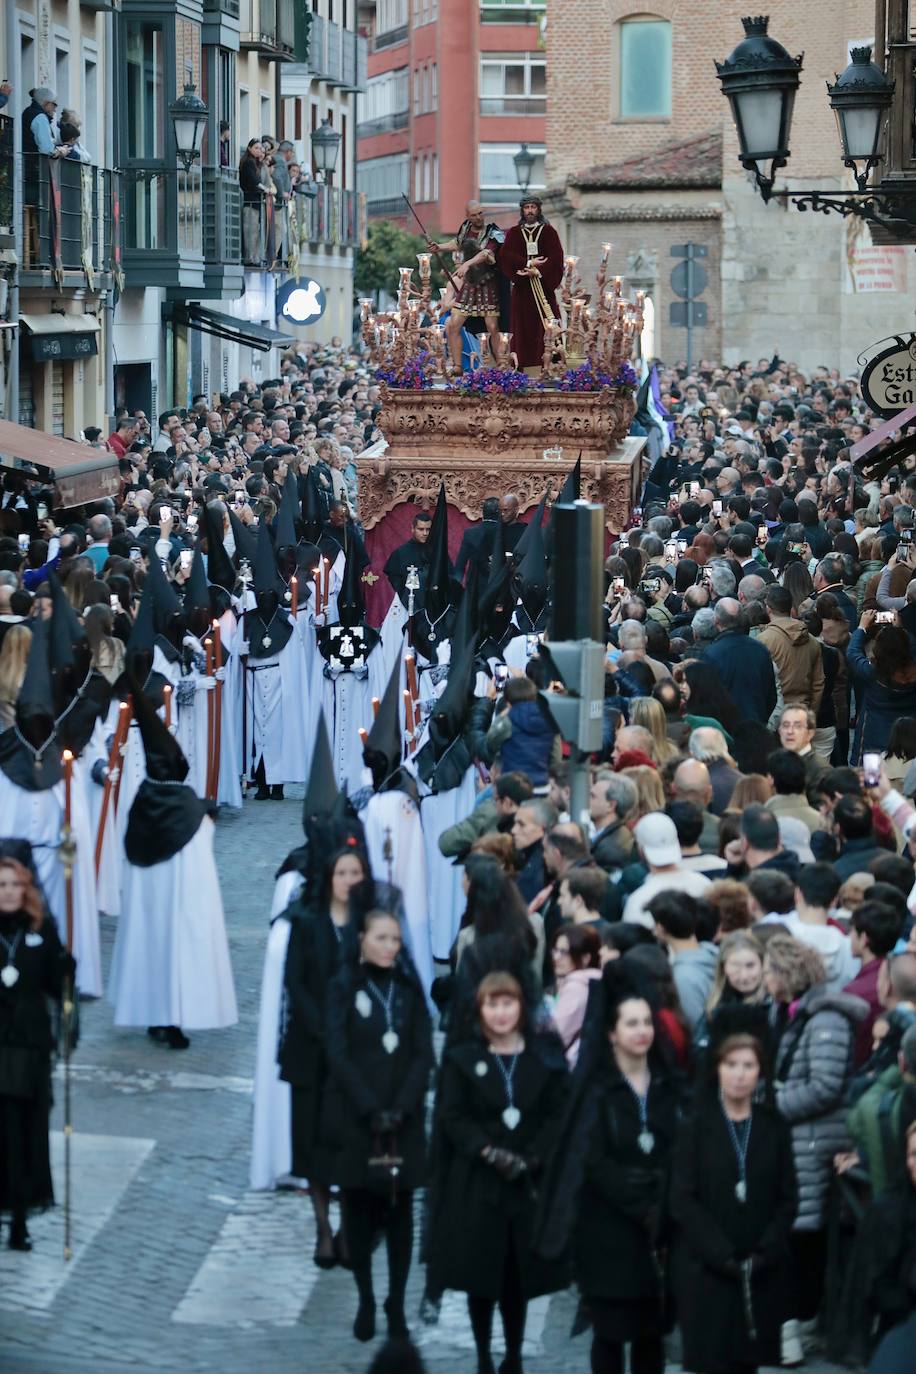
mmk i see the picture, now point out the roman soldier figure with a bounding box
[430,200,505,371]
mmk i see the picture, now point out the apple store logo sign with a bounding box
[276,277,327,325]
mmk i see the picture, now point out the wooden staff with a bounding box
[204,636,215,801]
[112,698,132,815]
[403,689,417,754]
[290,575,298,619]
[211,619,223,802]
[321,558,330,615]
[95,701,130,878]
[60,749,76,1262]
[404,654,422,732]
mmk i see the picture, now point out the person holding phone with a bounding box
[848,609,916,760]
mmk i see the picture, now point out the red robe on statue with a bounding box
[499,221,564,368]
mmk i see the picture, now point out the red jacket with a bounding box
[843,957,883,1065]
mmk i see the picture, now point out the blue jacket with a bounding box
[847,627,916,759]
[487,698,557,787]
[700,629,777,726]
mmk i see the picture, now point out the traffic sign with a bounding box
[671,259,708,300]
[670,243,708,258]
[669,300,708,327]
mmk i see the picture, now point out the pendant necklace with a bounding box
[424,606,450,643]
[13,726,52,775]
[0,927,24,987]
[722,1101,753,1203]
[492,1049,521,1130]
[623,1071,654,1154]
[366,972,399,1054]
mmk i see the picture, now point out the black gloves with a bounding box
[482,1147,528,1182]
[370,1109,403,1134]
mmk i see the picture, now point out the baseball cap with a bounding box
[634,813,681,867]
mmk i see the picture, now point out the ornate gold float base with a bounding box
[358,387,646,534]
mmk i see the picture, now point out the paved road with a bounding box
[0,793,850,1373]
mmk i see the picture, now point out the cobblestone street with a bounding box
[0,794,848,1374]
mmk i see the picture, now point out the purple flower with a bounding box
[448,366,533,396]
[375,352,435,390]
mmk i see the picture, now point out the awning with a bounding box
[20,313,100,363]
[0,418,119,508]
[174,305,288,352]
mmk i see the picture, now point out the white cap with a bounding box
[635,812,681,867]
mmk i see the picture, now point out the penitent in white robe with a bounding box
[243,630,311,787]
[0,770,101,997]
[249,869,303,1191]
[108,816,237,1030]
[216,609,244,810]
[362,788,434,1002]
[421,764,479,960]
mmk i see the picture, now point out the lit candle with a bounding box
[601,242,612,261]
[613,275,622,296]
[321,557,330,614]
[290,575,298,618]
[403,689,414,737]
[371,696,380,719]
[416,252,431,279]
[358,727,369,747]
[313,566,321,615]
[163,683,172,730]
[62,749,73,827]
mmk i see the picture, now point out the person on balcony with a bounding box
[21,88,57,156]
[219,120,232,169]
[54,121,91,165]
[0,80,12,111]
[239,138,267,265]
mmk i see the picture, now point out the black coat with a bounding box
[670,1100,797,1371]
[324,960,433,1190]
[572,1066,681,1305]
[429,1036,570,1300]
[699,630,777,726]
[0,911,71,1215]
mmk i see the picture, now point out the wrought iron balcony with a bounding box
[21,152,121,283]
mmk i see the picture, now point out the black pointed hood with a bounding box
[300,467,323,542]
[124,673,208,867]
[253,517,279,596]
[127,579,155,656]
[362,655,406,792]
[512,489,548,564]
[478,515,512,643]
[337,535,367,628]
[514,502,549,621]
[228,508,258,564]
[557,457,581,506]
[276,470,300,551]
[0,619,62,791]
[247,520,292,658]
[146,549,182,632]
[47,570,92,725]
[48,570,86,672]
[303,711,339,822]
[277,710,367,880]
[424,484,457,622]
[184,549,211,615]
[202,505,237,594]
[418,574,479,783]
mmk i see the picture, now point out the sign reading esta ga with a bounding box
[275,277,327,327]
[861,335,916,417]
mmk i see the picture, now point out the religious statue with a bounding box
[499,196,564,369]
[429,200,505,371]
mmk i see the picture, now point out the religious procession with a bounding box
[4,3,916,1374]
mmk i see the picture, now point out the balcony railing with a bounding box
[479,95,546,116]
[22,152,121,279]
[366,194,409,218]
[242,186,363,270]
[479,0,545,17]
[0,116,12,235]
[373,23,408,50]
[202,0,240,16]
[241,0,295,60]
[357,110,409,138]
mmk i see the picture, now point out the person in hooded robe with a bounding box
[201,505,246,810]
[0,619,101,997]
[241,520,311,799]
[501,494,550,673]
[112,583,174,851]
[107,673,237,1048]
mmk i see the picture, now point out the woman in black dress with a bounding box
[326,906,433,1343]
[536,962,682,1374]
[0,857,72,1251]
[279,843,369,1267]
[671,1022,797,1374]
[430,970,569,1374]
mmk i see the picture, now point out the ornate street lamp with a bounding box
[828,46,895,191]
[513,143,536,195]
[311,117,341,184]
[169,83,208,172]
[715,15,803,202]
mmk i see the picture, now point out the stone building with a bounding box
[545,0,916,373]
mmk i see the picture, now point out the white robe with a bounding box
[108,816,237,1030]
[216,609,244,809]
[361,789,434,1001]
[85,712,121,917]
[378,593,409,689]
[0,769,101,997]
[421,765,478,960]
[243,628,310,786]
[249,870,303,1191]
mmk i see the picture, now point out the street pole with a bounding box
[568,744,589,832]
[685,247,694,372]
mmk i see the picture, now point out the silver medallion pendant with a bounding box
[263,635,272,649]
[502,1106,521,1131]
[1,965,19,988]
[637,1130,655,1155]
[382,1030,400,1054]
[355,990,372,1019]
[475,1060,488,1077]
[735,1179,747,1204]
[284,590,292,603]
[429,631,436,641]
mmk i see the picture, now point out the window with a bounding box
[125,21,165,159]
[359,152,409,213]
[359,67,408,132]
[83,53,98,162]
[414,155,421,200]
[412,68,421,115]
[260,94,271,136]
[619,18,671,119]
[430,63,438,111]
[479,0,545,18]
[239,87,250,144]
[479,53,546,115]
[479,142,545,203]
[422,152,431,201]
[55,41,70,109]
[377,0,408,34]
[432,152,438,200]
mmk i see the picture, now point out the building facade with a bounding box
[0,0,364,435]
[356,0,545,236]
[545,0,916,373]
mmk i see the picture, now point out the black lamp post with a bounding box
[169,83,208,172]
[311,117,341,185]
[714,15,802,202]
[513,142,536,195]
[716,15,916,235]
[828,46,895,191]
